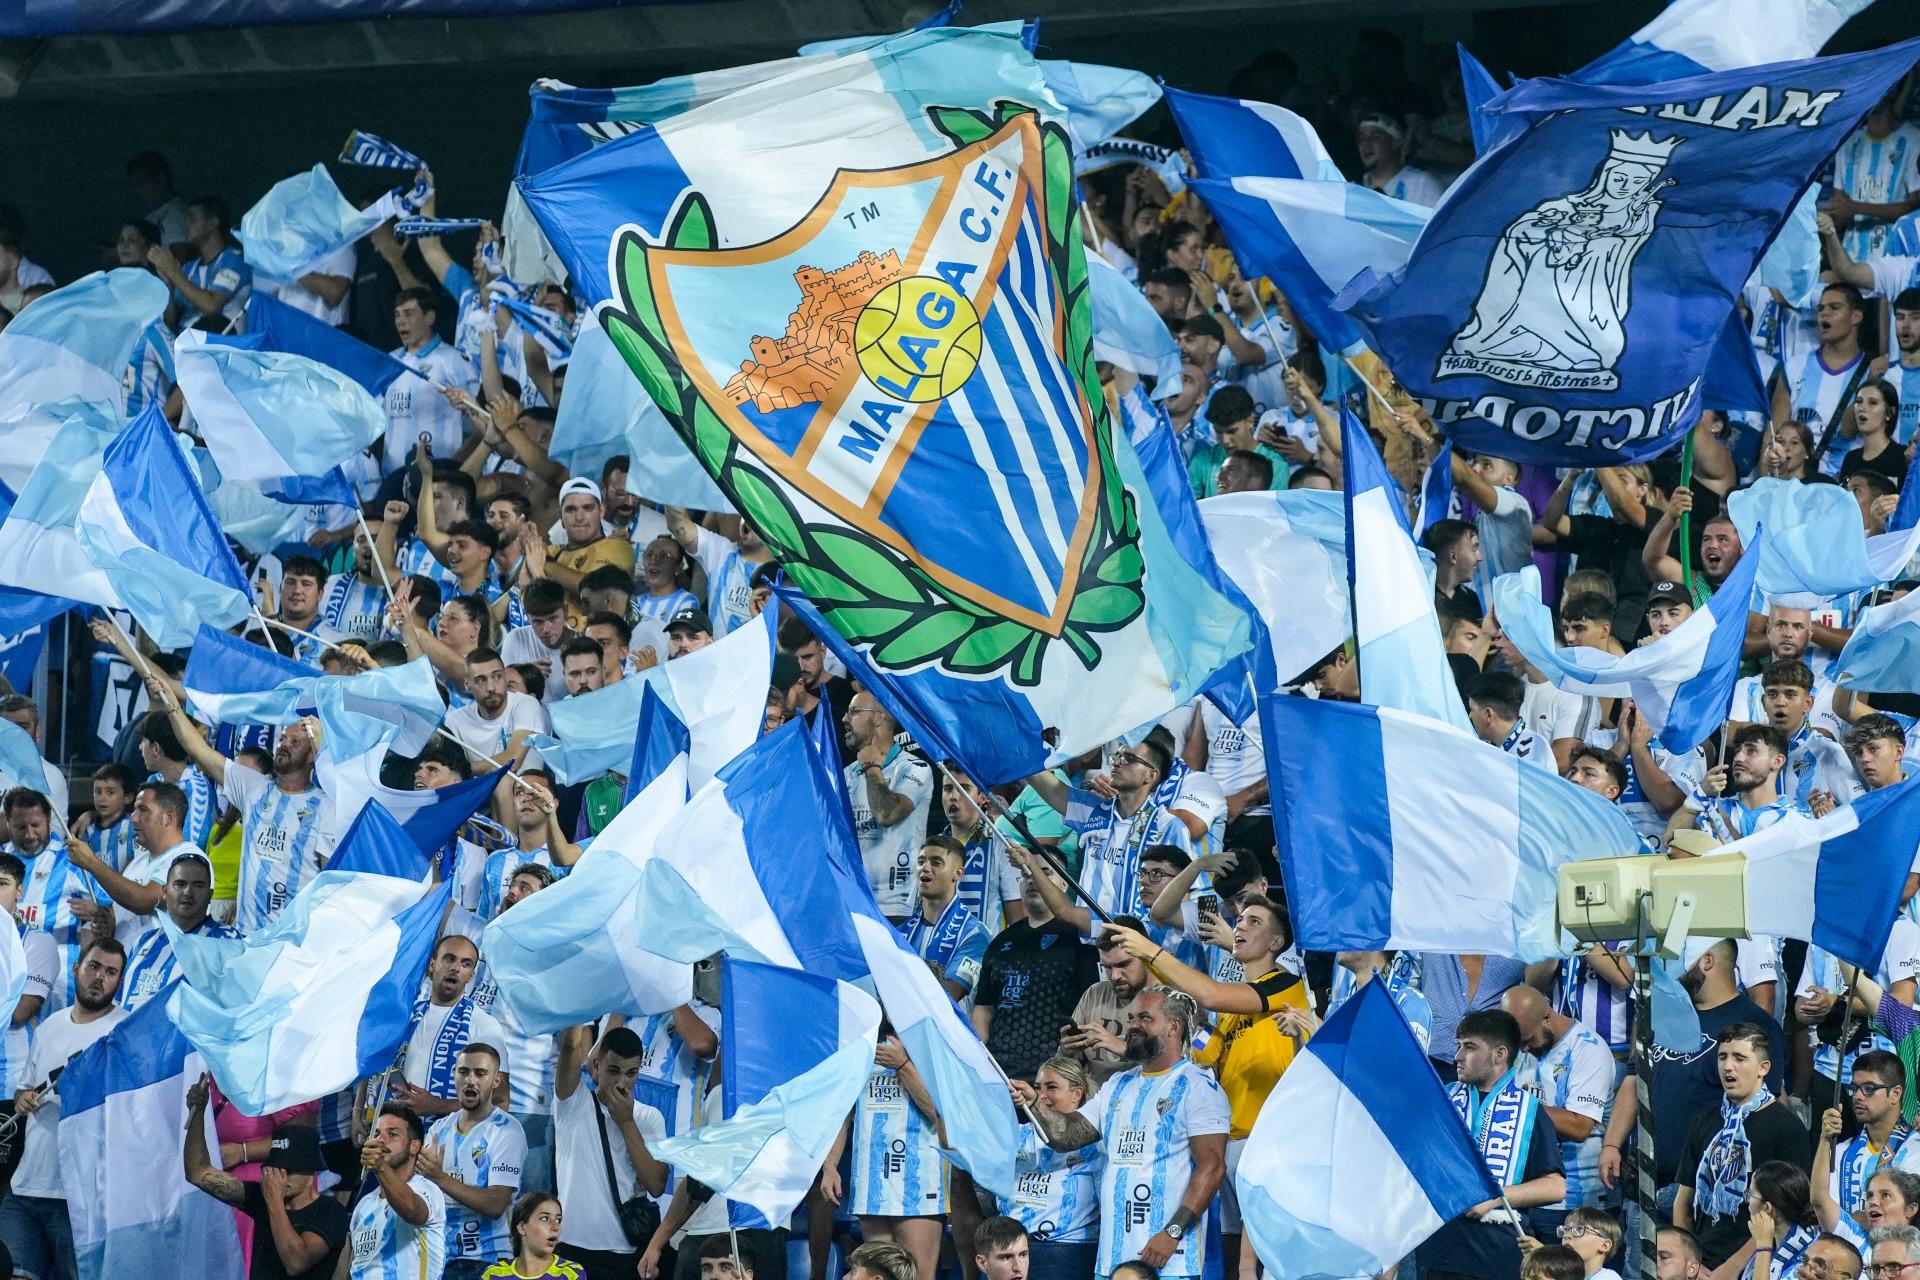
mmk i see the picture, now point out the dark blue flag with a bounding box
[1341,39,1920,465]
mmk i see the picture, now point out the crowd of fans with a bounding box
[0,28,1914,1280]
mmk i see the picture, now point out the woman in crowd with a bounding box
[482,1192,579,1279]
[999,1057,1102,1280]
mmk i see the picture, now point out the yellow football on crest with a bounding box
[855,275,983,403]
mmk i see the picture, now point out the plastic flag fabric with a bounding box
[239,163,401,282]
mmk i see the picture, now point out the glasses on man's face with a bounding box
[1851,1082,1896,1097]
[1556,1225,1594,1242]
[1111,753,1147,769]
[1869,1265,1920,1280]
[1140,867,1175,883]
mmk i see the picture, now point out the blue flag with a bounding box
[243,293,409,396]
[1456,46,1514,156]
[1340,40,1920,465]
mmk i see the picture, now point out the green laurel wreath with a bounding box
[598,101,1145,685]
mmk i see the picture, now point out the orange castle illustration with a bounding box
[723,248,907,412]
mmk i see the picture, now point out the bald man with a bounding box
[1501,984,1617,1234]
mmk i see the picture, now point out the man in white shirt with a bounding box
[1465,672,1558,771]
[258,240,354,326]
[843,692,935,924]
[553,1024,668,1277]
[384,287,480,473]
[1356,113,1446,207]
[0,938,127,1280]
[498,580,576,705]
[421,1045,526,1280]
[378,936,506,1124]
[1450,452,1535,592]
[444,649,549,768]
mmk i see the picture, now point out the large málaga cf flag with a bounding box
[1341,39,1920,465]
[520,25,1251,783]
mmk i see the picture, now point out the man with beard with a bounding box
[1012,987,1228,1280]
[1598,941,1787,1221]
[1061,919,1152,1089]
[319,511,393,643]
[351,1104,447,1280]
[844,692,934,925]
[65,779,195,950]
[375,936,506,1124]
[1676,725,1801,845]
[422,1045,526,1280]
[474,774,577,922]
[445,649,550,766]
[1501,985,1616,1237]
[0,939,126,1280]
[152,691,337,936]
[118,849,231,1013]
[185,1077,349,1280]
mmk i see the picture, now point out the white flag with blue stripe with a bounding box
[531,604,775,786]
[1835,587,1920,694]
[1344,413,1472,732]
[239,163,401,281]
[0,403,120,608]
[1728,479,1920,605]
[1198,489,1349,686]
[57,994,244,1280]
[654,959,879,1229]
[77,404,252,648]
[0,268,169,426]
[181,626,322,726]
[1163,85,1343,183]
[174,331,386,502]
[164,802,449,1114]
[1265,694,1644,960]
[1575,0,1877,82]
[1710,775,1920,970]
[1489,530,1762,753]
[1238,977,1496,1279]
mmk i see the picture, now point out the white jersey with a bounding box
[348,1172,447,1280]
[1000,1123,1104,1244]
[444,693,550,766]
[463,957,555,1117]
[1517,1022,1614,1209]
[846,748,935,918]
[850,1063,950,1218]
[1831,122,1920,261]
[1195,701,1267,817]
[1083,1060,1230,1278]
[1521,678,1597,750]
[425,1109,526,1262]
[382,336,480,473]
[225,763,335,936]
[1065,790,1194,926]
[0,929,55,1094]
[632,1003,720,1139]
[1798,919,1920,1082]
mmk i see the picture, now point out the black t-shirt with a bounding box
[1649,994,1786,1185]
[1676,1099,1811,1268]
[1417,1106,1563,1280]
[242,1182,350,1280]
[1841,443,1908,488]
[974,918,1100,1080]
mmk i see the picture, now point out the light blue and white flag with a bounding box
[1575,0,1878,83]
[1490,530,1762,753]
[1344,413,1472,732]
[531,603,775,786]
[0,268,169,425]
[1199,489,1350,686]
[316,758,506,862]
[1728,478,1920,605]
[58,993,244,1280]
[0,717,49,807]
[1264,693,1644,960]
[1710,775,1920,970]
[1090,253,1182,396]
[0,405,120,608]
[1835,587,1920,694]
[551,322,728,505]
[1164,85,1344,184]
[495,293,574,360]
[175,331,385,502]
[518,24,1251,787]
[1237,977,1496,1279]
[77,404,252,648]
[0,907,26,1015]
[182,627,324,726]
[482,751,697,1033]
[1188,177,1428,359]
[165,802,448,1114]
[308,656,444,762]
[240,164,401,282]
[243,292,410,397]
[656,961,879,1229]
[1039,61,1161,152]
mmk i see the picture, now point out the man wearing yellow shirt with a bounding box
[1101,894,1307,1280]
[529,478,634,626]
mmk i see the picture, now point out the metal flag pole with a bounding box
[1632,891,1658,1280]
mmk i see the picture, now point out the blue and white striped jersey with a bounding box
[1517,1021,1615,1209]
[348,1173,447,1280]
[1084,1059,1229,1278]
[425,1108,526,1262]
[1000,1122,1102,1244]
[850,1063,950,1218]
[223,763,336,935]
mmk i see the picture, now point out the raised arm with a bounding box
[183,1074,247,1207]
[1020,771,1070,816]
[154,684,229,786]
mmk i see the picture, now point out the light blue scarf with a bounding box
[1696,1086,1775,1220]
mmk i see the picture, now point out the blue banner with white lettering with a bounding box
[1340,39,1920,465]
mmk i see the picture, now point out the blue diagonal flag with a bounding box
[242,292,409,396]
[1089,253,1182,396]
[1456,46,1515,155]
[1344,410,1472,732]
[176,331,385,503]
[76,404,251,648]
[1236,978,1497,1279]
[0,404,120,607]
[624,681,691,804]
[239,163,400,281]
[1263,693,1643,959]
[1164,85,1344,182]
[1199,489,1351,687]
[1490,530,1762,753]
[0,268,169,423]
[180,626,322,725]
[1719,777,1920,971]
[1574,0,1878,83]
[0,717,48,800]
[1340,38,1920,464]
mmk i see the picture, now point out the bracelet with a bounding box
[1152,947,1166,967]
[1755,1248,1774,1255]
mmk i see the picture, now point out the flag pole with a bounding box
[935,760,1117,930]
[355,506,403,606]
[1632,891,1658,1280]
[1677,432,1697,601]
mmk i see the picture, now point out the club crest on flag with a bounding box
[597,104,1146,680]
[1439,130,1682,392]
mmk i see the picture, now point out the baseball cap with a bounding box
[1646,580,1689,605]
[558,477,602,503]
[1357,112,1405,140]
[1205,385,1257,427]
[665,607,713,636]
[262,1125,325,1174]
[1181,313,1226,343]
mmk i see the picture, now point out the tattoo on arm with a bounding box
[1033,1106,1099,1151]
[195,1169,248,1207]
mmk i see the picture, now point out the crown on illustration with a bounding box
[1605,129,1684,165]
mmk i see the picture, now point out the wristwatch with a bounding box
[1163,1223,1186,1242]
